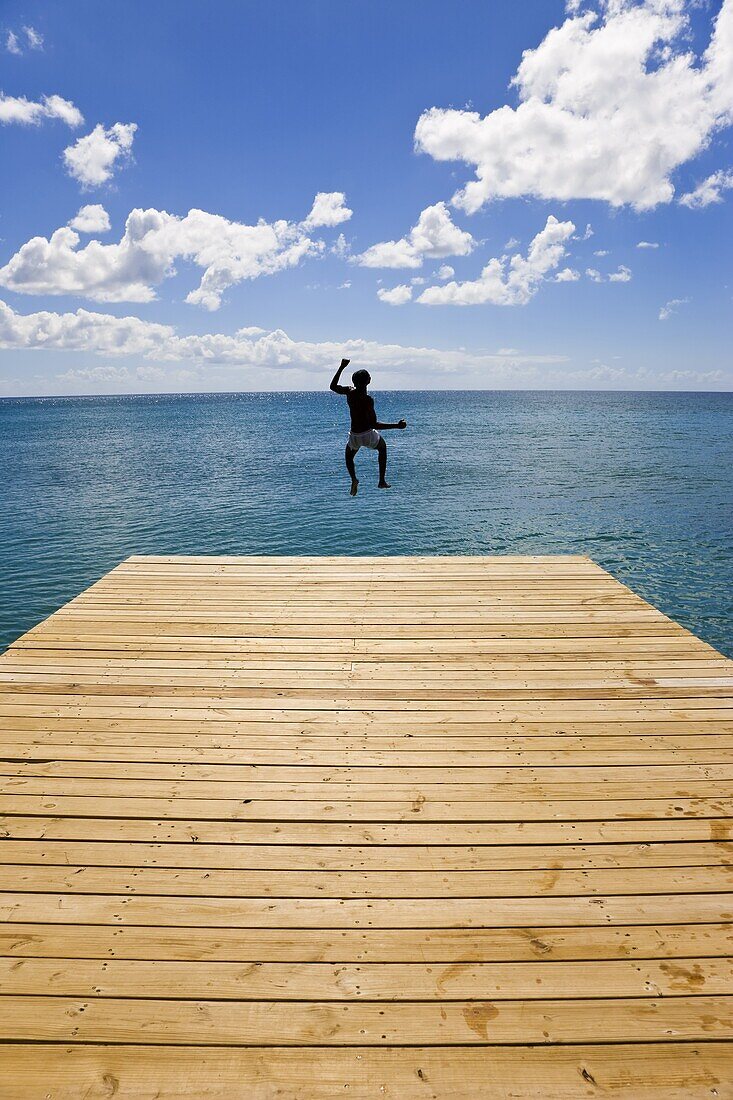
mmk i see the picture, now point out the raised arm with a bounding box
[329,358,351,394]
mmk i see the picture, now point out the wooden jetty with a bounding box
[0,554,732,1097]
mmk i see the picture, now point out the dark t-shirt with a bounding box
[346,389,377,433]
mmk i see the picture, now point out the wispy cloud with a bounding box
[679,169,733,209]
[5,30,22,55]
[23,26,44,50]
[659,297,689,321]
[5,25,44,54]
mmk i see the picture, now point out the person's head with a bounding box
[352,369,371,390]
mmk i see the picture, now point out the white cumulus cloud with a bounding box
[679,168,733,207]
[377,284,413,305]
[302,192,352,229]
[417,215,574,306]
[637,240,660,248]
[555,267,580,281]
[414,0,733,211]
[355,202,475,268]
[0,196,353,310]
[68,204,111,234]
[63,122,137,187]
[0,93,83,127]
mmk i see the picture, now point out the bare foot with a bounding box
[378,480,391,489]
[350,479,359,496]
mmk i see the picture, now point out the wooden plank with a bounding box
[3,740,733,764]
[4,717,733,737]
[4,658,729,675]
[4,739,730,765]
[2,815,730,843]
[70,589,649,602]
[9,670,733,690]
[3,702,732,721]
[2,793,730,820]
[2,994,731,1044]
[2,892,731,926]
[3,839,727,870]
[13,635,716,653]
[13,623,690,639]
[2,1044,731,1100]
[2,956,731,999]
[3,774,731,800]
[3,922,731,961]
[121,553,598,562]
[1,863,729,898]
[3,758,731,781]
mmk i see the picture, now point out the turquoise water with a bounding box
[1,390,731,655]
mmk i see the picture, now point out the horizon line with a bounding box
[2,387,732,401]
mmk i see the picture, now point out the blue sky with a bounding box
[0,0,731,393]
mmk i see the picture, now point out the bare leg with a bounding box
[377,438,390,488]
[345,445,359,496]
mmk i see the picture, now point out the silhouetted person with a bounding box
[330,358,407,496]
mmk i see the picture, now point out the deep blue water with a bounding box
[1,390,731,655]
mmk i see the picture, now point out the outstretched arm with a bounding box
[375,418,407,430]
[330,358,351,394]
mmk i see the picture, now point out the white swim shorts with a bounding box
[347,429,381,452]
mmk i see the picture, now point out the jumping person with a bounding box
[330,358,407,496]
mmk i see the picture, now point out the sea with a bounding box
[1,389,731,656]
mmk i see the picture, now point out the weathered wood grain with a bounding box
[1,553,731,1096]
